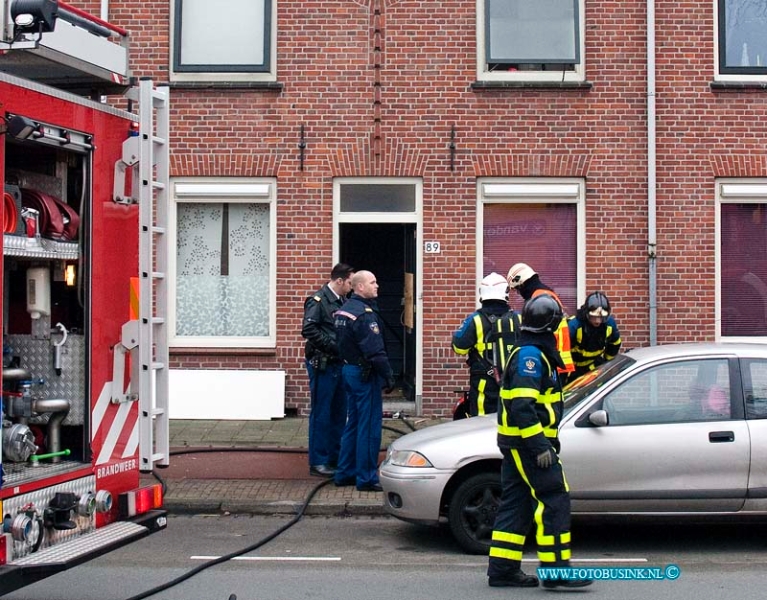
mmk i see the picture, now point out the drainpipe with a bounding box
[100,0,109,21]
[647,0,658,345]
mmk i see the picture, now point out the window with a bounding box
[717,181,767,339]
[171,0,275,82]
[744,359,767,418]
[477,0,585,82]
[479,179,584,314]
[169,179,277,348]
[602,359,732,426]
[717,0,767,79]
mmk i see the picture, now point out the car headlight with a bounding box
[387,449,433,467]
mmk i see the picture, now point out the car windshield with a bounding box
[562,354,636,416]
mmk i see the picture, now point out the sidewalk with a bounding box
[143,415,449,517]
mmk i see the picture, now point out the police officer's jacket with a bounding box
[497,333,565,455]
[452,301,520,375]
[301,283,344,360]
[567,312,622,373]
[334,294,393,380]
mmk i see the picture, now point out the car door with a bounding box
[561,357,749,514]
[741,358,767,499]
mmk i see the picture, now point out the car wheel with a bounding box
[447,471,501,555]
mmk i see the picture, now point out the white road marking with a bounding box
[191,556,342,562]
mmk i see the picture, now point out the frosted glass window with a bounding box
[176,202,270,337]
[174,0,271,72]
[340,184,416,212]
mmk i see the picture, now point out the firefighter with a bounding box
[301,263,355,478]
[451,273,520,417]
[333,270,395,492]
[566,291,622,384]
[506,263,575,376]
[487,294,592,589]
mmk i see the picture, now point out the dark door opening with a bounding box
[339,223,416,403]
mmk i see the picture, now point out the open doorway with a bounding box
[339,223,417,404]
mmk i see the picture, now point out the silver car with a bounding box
[379,343,767,554]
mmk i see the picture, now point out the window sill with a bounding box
[710,81,767,92]
[471,80,593,91]
[168,81,283,92]
[170,347,277,356]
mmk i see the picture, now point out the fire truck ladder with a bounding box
[135,78,170,472]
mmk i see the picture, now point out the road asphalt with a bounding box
[142,415,449,517]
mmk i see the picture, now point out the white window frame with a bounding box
[714,0,767,82]
[170,0,277,83]
[333,177,424,412]
[476,0,586,83]
[168,177,277,348]
[478,178,586,305]
[716,179,767,342]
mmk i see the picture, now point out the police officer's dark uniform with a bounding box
[333,272,394,492]
[301,268,351,477]
[487,294,592,589]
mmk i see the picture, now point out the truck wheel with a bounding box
[447,471,501,554]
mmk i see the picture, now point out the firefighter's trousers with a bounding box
[334,365,382,489]
[467,371,499,416]
[487,446,572,578]
[306,359,347,468]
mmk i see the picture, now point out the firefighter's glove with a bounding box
[536,447,557,469]
[383,376,396,394]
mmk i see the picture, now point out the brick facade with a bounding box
[86,1,767,416]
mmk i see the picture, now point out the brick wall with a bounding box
[80,0,767,416]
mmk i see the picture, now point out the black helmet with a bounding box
[521,294,563,333]
[585,291,610,318]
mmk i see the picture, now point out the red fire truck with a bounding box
[0,1,169,593]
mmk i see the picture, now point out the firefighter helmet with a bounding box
[479,272,509,302]
[507,263,537,289]
[585,291,611,318]
[520,294,563,333]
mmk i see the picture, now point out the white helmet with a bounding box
[479,272,509,302]
[507,263,537,289]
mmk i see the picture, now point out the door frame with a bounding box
[333,177,423,413]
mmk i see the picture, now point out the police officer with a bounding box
[301,263,355,477]
[333,270,395,492]
[487,294,592,589]
[566,291,622,383]
[506,263,575,376]
[452,273,520,417]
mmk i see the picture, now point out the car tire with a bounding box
[447,471,501,555]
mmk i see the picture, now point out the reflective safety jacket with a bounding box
[452,303,519,375]
[497,345,563,455]
[567,314,622,376]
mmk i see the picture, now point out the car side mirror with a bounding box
[587,409,609,427]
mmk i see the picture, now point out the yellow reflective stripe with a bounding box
[561,531,571,544]
[473,315,490,352]
[492,531,527,545]
[497,424,559,438]
[477,378,487,415]
[500,387,539,400]
[452,345,470,355]
[538,551,557,563]
[519,423,543,438]
[489,547,523,561]
[538,533,555,546]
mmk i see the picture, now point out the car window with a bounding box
[563,354,635,416]
[600,358,731,426]
[744,359,767,419]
